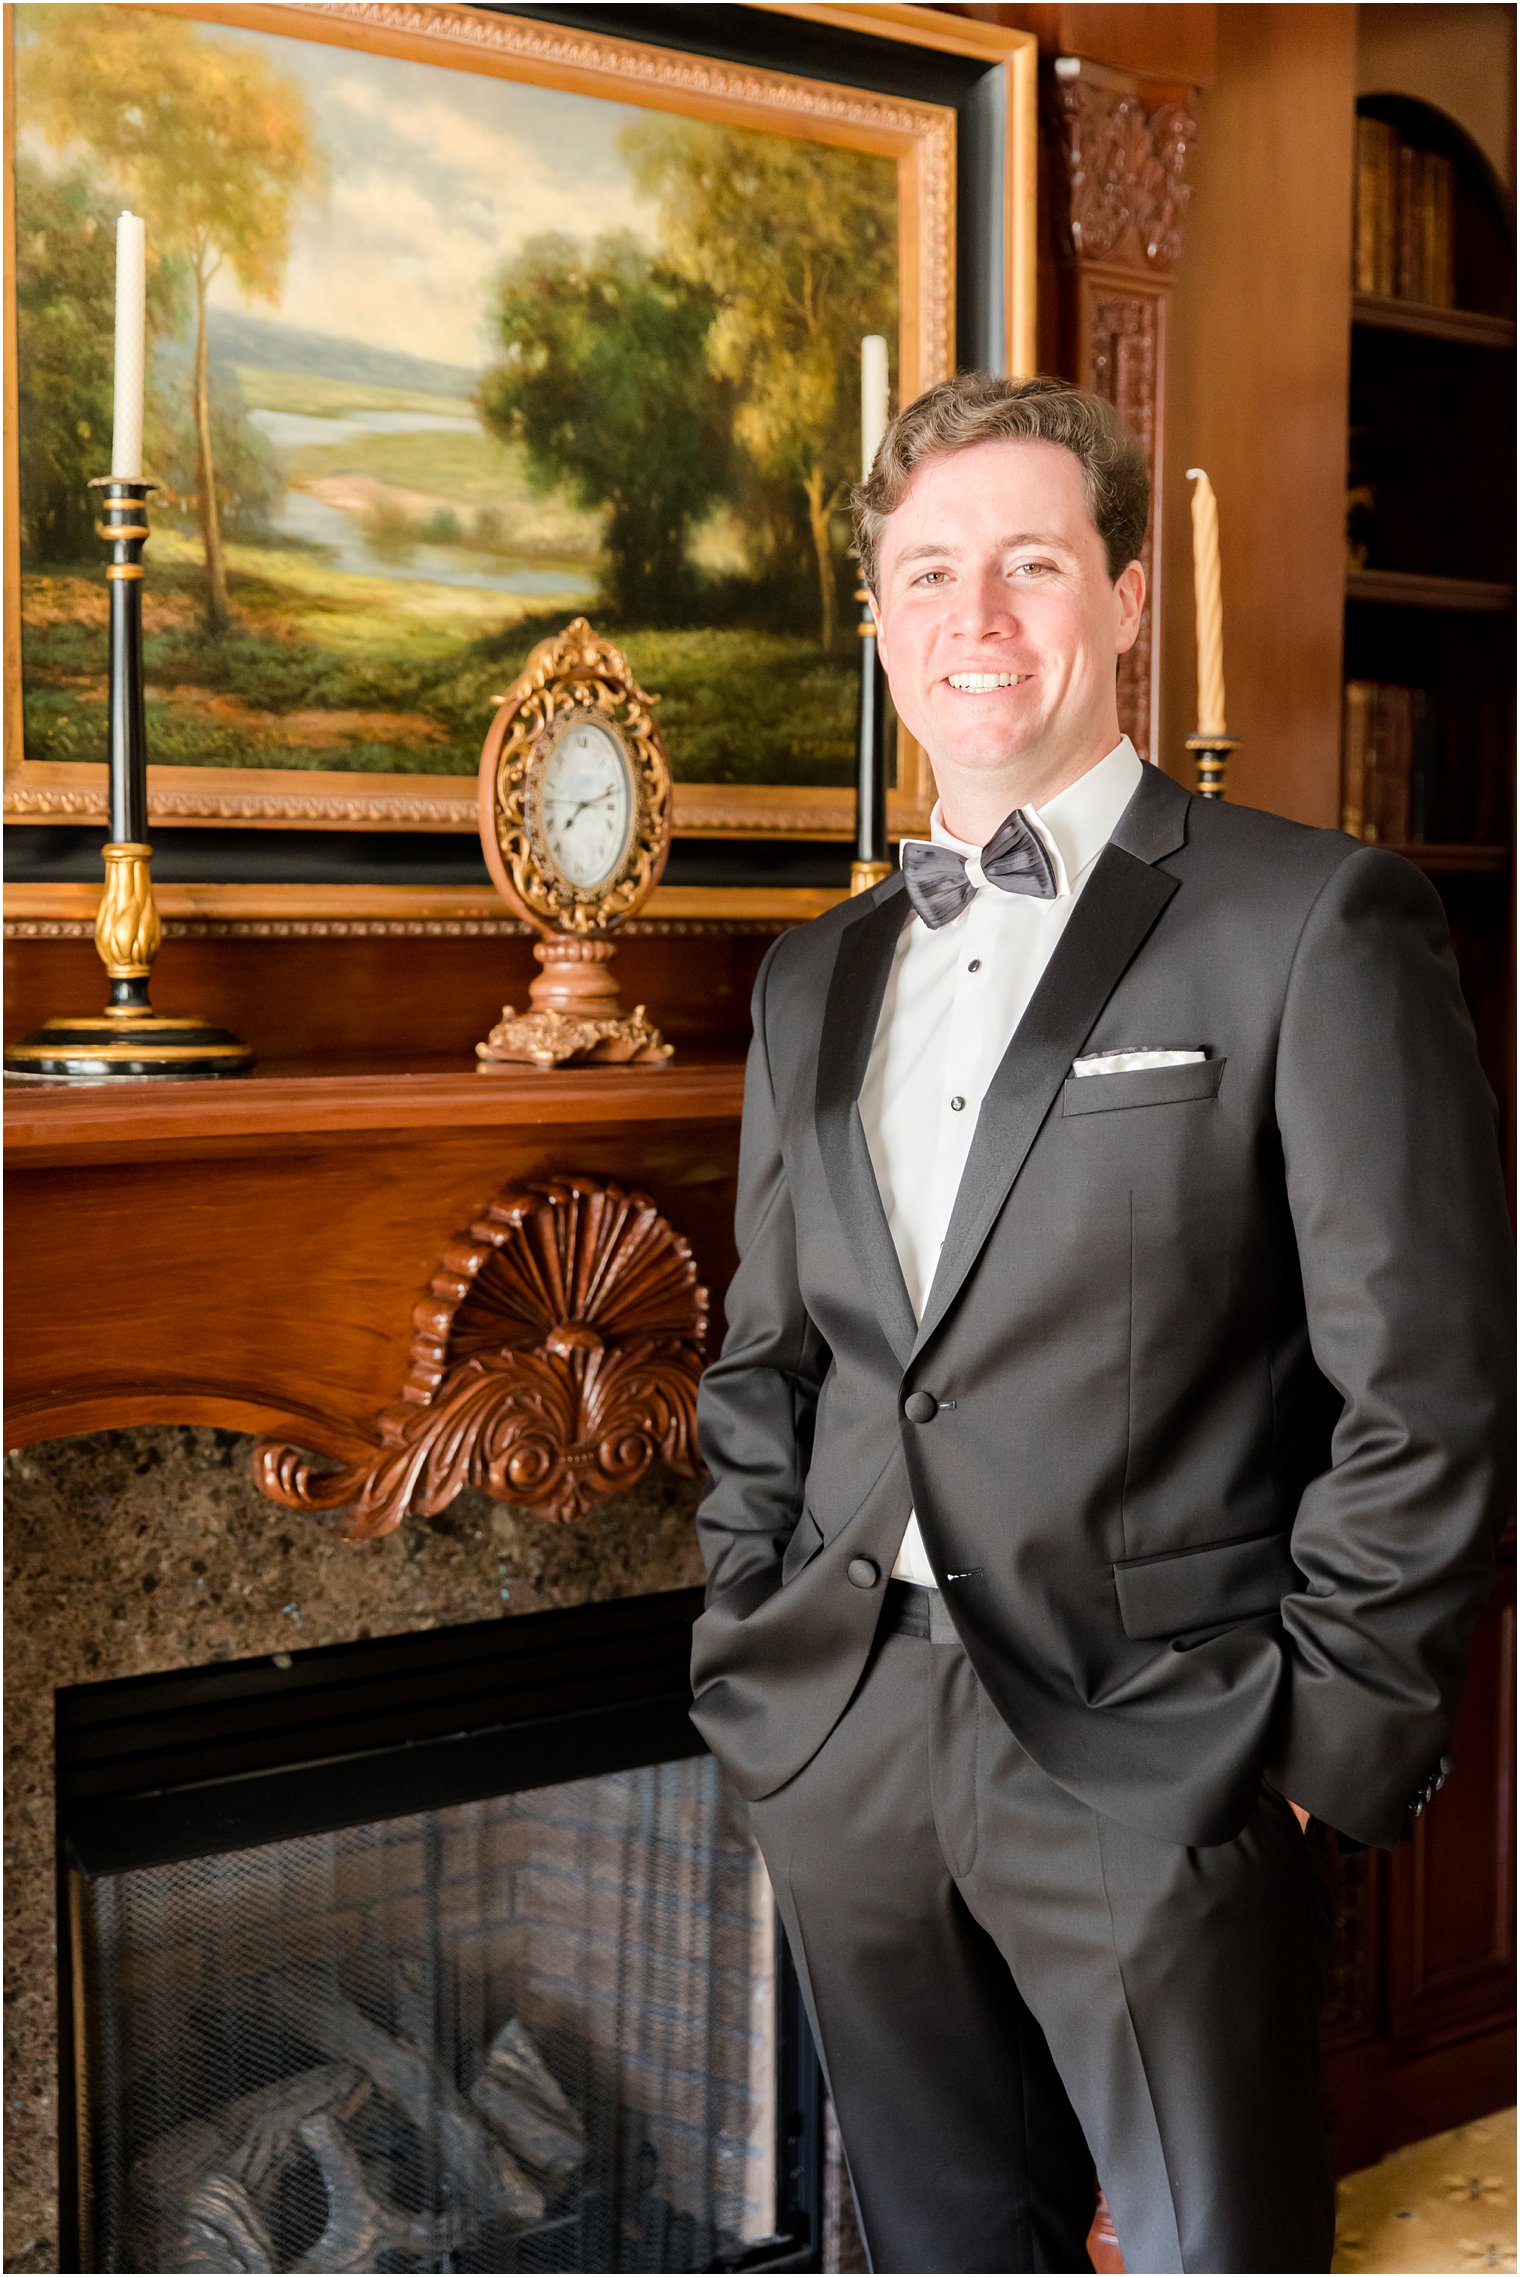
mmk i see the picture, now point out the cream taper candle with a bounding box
[1186,467,1227,735]
[111,212,147,481]
[861,335,889,481]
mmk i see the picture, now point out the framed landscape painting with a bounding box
[4,1,1035,843]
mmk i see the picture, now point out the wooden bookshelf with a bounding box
[1352,293,1516,350]
[1342,94,1515,877]
[1328,79,1516,2190]
[1385,842,1511,876]
[1345,568,1515,614]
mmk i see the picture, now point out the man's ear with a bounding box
[1114,559,1145,657]
[868,588,888,668]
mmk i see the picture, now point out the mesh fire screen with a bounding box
[73,1758,778,2274]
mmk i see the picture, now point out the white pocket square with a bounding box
[1071,1048,1207,1076]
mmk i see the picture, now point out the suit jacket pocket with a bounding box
[781,1508,825,1584]
[1062,1056,1226,1115]
[1112,1526,1300,1640]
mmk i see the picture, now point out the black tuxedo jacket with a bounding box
[690,763,1513,1849]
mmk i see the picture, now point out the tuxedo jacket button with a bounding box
[903,1390,938,1424]
[847,1556,880,1590]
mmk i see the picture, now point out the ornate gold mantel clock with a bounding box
[475,619,674,1070]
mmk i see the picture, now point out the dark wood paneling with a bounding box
[1386,1570,1516,2044]
[5,1071,745,1452]
[1159,5,1358,821]
[4,926,773,1068]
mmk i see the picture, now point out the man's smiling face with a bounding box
[871,437,1144,792]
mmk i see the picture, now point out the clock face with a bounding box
[537,715,636,892]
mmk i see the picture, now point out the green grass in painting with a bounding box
[20,533,857,785]
[233,366,475,421]
[280,424,602,564]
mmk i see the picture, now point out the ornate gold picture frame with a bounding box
[4,1,1036,850]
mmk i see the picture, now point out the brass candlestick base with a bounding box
[476,936,672,1072]
[851,858,893,895]
[5,478,253,1082]
[1185,733,1240,800]
[4,840,254,1081]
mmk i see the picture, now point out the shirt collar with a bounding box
[925,737,1145,898]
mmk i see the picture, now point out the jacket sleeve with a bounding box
[694,933,831,1609]
[1263,844,1515,1847]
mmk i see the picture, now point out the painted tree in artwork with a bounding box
[17,6,319,631]
[12,161,183,562]
[480,232,734,623]
[623,121,898,652]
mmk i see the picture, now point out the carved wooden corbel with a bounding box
[1045,58,1198,764]
[252,1177,708,1536]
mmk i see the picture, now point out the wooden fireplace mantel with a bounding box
[3,1060,749,1493]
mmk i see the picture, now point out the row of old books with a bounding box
[1342,681,1430,845]
[1355,117,1455,306]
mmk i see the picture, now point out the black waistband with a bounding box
[882,1578,935,1638]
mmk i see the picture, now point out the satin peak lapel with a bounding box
[815,874,918,1367]
[912,767,1191,1359]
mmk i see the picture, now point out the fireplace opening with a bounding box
[56,1591,823,2275]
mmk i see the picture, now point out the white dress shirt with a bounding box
[860,736,1146,1586]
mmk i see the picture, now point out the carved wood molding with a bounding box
[252,1177,708,1536]
[1050,66,1196,274]
[1043,59,1197,768]
[4,915,788,941]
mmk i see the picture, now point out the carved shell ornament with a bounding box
[253,1179,708,1535]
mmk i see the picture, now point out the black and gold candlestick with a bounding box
[4,480,253,1080]
[1185,732,1240,802]
[851,582,893,896]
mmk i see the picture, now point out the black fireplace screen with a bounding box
[73,1759,780,2273]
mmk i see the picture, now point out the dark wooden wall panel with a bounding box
[4,926,773,1069]
[1158,4,1358,822]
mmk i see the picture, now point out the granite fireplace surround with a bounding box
[3,1425,706,2276]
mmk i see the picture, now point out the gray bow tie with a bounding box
[901,809,1057,928]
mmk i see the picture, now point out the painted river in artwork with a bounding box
[249,406,596,598]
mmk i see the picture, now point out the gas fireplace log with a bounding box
[468,2016,587,2187]
[176,2175,275,2274]
[260,1969,545,2227]
[130,2062,368,2273]
[290,2112,446,2273]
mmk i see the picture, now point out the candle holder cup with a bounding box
[4,479,254,1081]
[1185,732,1239,802]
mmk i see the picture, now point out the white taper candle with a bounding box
[1186,467,1227,736]
[861,334,889,482]
[111,212,147,481]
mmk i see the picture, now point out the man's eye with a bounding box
[1012,561,1054,577]
[912,569,951,586]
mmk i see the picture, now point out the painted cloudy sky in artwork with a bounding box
[27,17,667,371]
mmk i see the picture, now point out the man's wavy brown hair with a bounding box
[852,371,1150,594]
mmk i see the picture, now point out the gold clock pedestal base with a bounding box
[476,936,672,1071]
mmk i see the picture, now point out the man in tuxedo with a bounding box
[690,373,1511,2274]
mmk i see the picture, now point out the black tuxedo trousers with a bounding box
[750,1595,1336,2273]
[691,765,1513,2271]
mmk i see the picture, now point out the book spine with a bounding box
[1342,681,1372,839]
[1354,118,1380,295]
[1428,153,1455,307]
[1374,686,1414,846]
[1373,122,1398,297]
[1355,117,1398,296]
[1396,142,1422,300]
[1409,688,1432,844]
